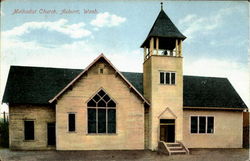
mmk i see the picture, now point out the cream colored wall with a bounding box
[56,60,144,150]
[183,110,243,148]
[143,55,183,150]
[143,57,152,149]
[9,105,55,150]
[144,107,149,148]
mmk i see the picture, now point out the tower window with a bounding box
[160,72,164,84]
[160,72,176,85]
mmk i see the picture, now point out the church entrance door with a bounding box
[160,119,175,142]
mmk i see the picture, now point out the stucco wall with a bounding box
[9,105,55,150]
[183,110,243,148]
[56,59,145,150]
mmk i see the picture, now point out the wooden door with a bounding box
[47,123,56,146]
[160,119,175,142]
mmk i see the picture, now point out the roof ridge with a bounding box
[8,66,231,80]
[121,71,142,74]
[183,75,228,79]
[10,65,83,70]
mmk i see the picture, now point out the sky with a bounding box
[0,0,249,112]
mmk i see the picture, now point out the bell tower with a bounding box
[142,3,186,150]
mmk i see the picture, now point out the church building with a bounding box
[2,4,247,154]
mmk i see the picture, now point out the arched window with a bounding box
[87,89,116,134]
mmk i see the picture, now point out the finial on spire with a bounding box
[161,2,163,10]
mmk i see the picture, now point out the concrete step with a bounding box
[166,143,181,147]
[170,150,187,155]
[169,146,183,150]
[158,141,189,155]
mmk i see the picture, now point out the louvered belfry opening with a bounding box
[87,89,116,134]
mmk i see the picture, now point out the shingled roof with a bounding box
[141,9,186,47]
[183,76,247,109]
[2,66,82,104]
[2,66,247,109]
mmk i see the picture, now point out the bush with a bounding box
[0,121,9,148]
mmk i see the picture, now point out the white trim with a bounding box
[159,71,176,85]
[158,107,177,119]
[184,106,245,111]
[189,115,215,135]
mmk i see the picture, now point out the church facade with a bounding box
[2,7,247,152]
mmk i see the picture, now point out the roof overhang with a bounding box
[183,106,246,111]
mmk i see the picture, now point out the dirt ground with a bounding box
[0,148,249,161]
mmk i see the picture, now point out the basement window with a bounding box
[87,89,116,134]
[24,121,34,140]
[191,116,214,134]
[160,71,176,85]
[68,113,76,132]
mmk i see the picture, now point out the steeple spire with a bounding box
[140,8,186,48]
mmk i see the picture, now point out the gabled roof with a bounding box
[141,9,186,47]
[2,65,247,110]
[48,54,150,105]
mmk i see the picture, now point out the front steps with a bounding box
[158,141,189,155]
[166,142,187,155]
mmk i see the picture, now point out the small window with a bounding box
[160,72,164,84]
[199,117,206,133]
[24,121,34,140]
[160,71,176,85]
[68,113,75,132]
[171,72,175,84]
[190,116,214,134]
[191,117,198,133]
[165,72,170,84]
[100,68,104,74]
[207,117,214,133]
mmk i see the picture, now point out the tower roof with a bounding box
[141,9,186,47]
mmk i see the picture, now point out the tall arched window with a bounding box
[87,89,116,134]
